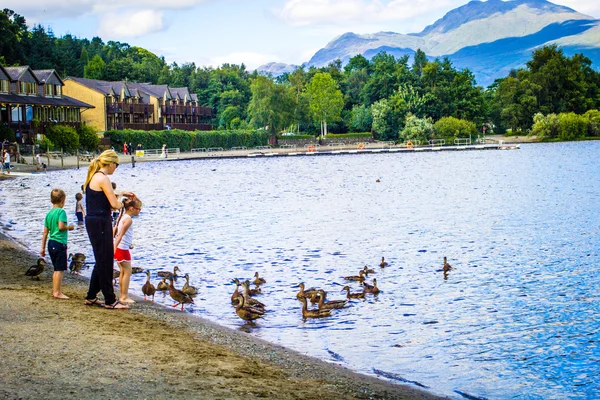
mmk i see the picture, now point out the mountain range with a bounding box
[257,0,600,87]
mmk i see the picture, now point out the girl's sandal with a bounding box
[84,297,104,307]
[105,301,130,310]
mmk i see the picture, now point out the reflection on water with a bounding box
[2,142,600,399]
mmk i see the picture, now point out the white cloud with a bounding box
[277,0,453,26]
[98,10,165,38]
[556,0,600,17]
[208,52,281,70]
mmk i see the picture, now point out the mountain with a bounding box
[256,62,298,76]
[257,0,600,86]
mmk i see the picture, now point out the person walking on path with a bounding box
[40,189,74,299]
[82,150,136,310]
[3,149,10,175]
[113,197,143,304]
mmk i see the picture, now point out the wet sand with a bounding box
[0,232,444,400]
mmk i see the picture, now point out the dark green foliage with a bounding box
[45,125,79,152]
[0,124,15,142]
[104,129,269,151]
[77,125,100,151]
[433,117,477,141]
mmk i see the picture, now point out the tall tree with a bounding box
[84,55,106,79]
[247,75,294,135]
[305,72,344,137]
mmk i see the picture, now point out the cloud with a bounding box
[208,52,281,70]
[556,0,600,17]
[276,0,453,26]
[98,10,165,38]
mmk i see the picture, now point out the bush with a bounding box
[557,112,587,141]
[400,114,433,143]
[433,117,476,141]
[0,125,15,142]
[77,125,100,151]
[531,113,558,140]
[45,125,79,152]
[584,109,600,136]
[36,137,54,151]
[349,104,373,132]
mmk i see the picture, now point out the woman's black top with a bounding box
[86,173,111,217]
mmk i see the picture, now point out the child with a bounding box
[75,193,86,223]
[113,197,142,304]
[40,189,74,299]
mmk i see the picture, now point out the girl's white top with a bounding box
[117,214,133,250]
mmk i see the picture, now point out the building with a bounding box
[63,78,213,132]
[0,65,94,143]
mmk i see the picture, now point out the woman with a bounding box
[83,150,136,309]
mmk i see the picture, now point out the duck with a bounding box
[157,266,180,279]
[182,274,198,296]
[309,290,324,304]
[380,257,388,268]
[363,265,375,274]
[157,277,169,291]
[315,289,347,310]
[362,278,380,294]
[299,296,332,318]
[443,257,453,273]
[141,270,156,301]
[344,270,366,282]
[341,285,365,299]
[239,280,266,309]
[231,279,261,305]
[131,267,145,274]
[235,290,265,322]
[253,272,266,286]
[113,269,120,285]
[168,277,194,311]
[68,259,85,275]
[296,282,319,299]
[68,253,86,263]
[25,258,47,280]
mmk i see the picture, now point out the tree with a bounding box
[247,75,294,135]
[433,117,476,141]
[77,125,99,151]
[84,55,106,79]
[400,113,433,143]
[349,104,372,132]
[304,72,344,137]
[45,125,79,152]
[584,109,600,136]
[371,99,397,140]
[557,112,587,141]
[412,48,428,77]
[0,9,28,65]
[531,112,558,140]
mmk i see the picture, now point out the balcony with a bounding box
[161,105,212,117]
[107,102,153,115]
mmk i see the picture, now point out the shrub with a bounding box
[584,109,600,136]
[531,113,558,140]
[349,104,373,132]
[400,114,434,143]
[77,125,100,151]
[45,125,79,152]
[36,137,54,151]
[433,117,476,141]
[557,112,587,141]
[0,125,15,142]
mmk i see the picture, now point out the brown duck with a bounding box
[253,272,266,286]
[25,258,47,280]
[157,277,169,291]
[235,290,265,321]
[182,274,198,296]
[379,257,388,268]
[299,296,332,318]
[239,280,266,309]
[141,270,156,301]
[341,285,365,299]
[363,265,375,274]
[443,257,453,273]
[296,282,319,299]
[315,289,347,310]
[362,278,380,294]
[344,270,366,282]
[157,266,180,279]
[168,277,194,311]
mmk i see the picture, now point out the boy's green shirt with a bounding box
[45,207,68,244]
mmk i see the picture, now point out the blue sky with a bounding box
[5,0,599,69]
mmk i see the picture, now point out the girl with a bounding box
[113,197,142,304]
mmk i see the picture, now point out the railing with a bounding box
[161,105,212,117]
[255,146,271,150]
[327,143,344,148]
[122,123,163,131]
[191,148,207,153]
[231,146,247,151]
[429,139,445,146]
[207,147,224,152]
[454,138,471,146]
[136,148,180,158]
[107,103,153,114]
[279,144,296,149]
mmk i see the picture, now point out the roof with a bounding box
[33,69,65,85]
[4,66,30,81]
[0,93,94,108]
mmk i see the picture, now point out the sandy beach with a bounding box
[0,230,444,400]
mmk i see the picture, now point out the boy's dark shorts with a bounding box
[48,240,68,271]
[76,212,84,222]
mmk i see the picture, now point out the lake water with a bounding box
[1,142,599,399]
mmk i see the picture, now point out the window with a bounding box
[19,81,26,93]
[0,80,8,93]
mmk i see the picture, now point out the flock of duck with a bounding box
[25,254,454,322]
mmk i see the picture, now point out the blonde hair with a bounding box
[83,150,119,190]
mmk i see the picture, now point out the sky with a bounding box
[4,0,600,70]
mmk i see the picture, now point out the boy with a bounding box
[40,189,74,299]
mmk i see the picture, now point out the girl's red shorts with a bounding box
[114,248,131,262]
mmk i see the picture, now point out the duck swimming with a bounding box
[168,277,194,311]
[379,257,388,268]
[443,257,453,272]
[344,270,366,282]
[315,289,347,310]
[299,296,332,318]
[296,282,319,299]
[341,285,365,299]
[362,278,380,294]
[182,274,198,296]
[253,272,266,286]
[141,270,156,301]
[363,265,375,274]
[25,258,47,280]
[157,266,180,279]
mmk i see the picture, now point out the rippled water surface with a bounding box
[2,142,600,399]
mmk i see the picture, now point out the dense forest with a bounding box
[2,8,600,141]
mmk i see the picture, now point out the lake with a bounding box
[1,142,599,399]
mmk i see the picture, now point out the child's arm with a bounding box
[40,227,48,257]
[58,221,75,231]
[113,217,132,249]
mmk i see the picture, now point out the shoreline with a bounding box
[0,231,445,399]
